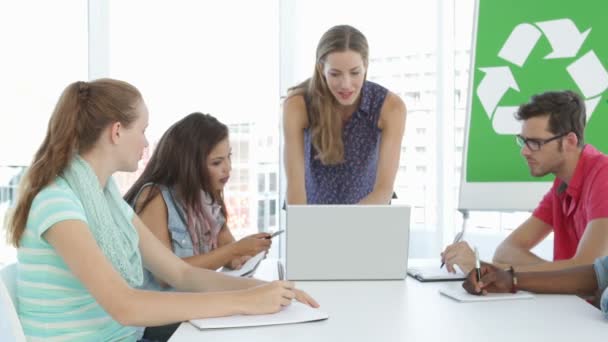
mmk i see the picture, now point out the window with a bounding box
[269,199,277,227]
[258,174,266,193]
[0,1,87,264]
[238,169,249,192]
[257,200,266,230]
[0,0,537,262]
[237,140,250,163]
[109,0,279,237]
[269,172,277,192]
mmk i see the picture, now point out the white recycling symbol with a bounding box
[477,18,608,135]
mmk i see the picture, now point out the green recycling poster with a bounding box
[466,0,608,182]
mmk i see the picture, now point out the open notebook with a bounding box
[407,265,466,282]
[190,302,329,330]
[439,286,534,302]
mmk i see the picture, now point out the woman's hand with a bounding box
[294,288,320,308]
[238,281,296,315]
[233,233,272,257]
[228,255,252,270]
[238,281,320,315]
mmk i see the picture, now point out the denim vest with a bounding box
[131,183,225,292]
[594,256,608,319]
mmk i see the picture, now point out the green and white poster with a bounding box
[460,0,608,210]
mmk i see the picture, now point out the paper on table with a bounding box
[439,286,534,302]
[407,265,466,282]
[190,301,329,329]
[220,251,266,277]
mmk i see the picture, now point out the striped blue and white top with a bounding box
[17,177,137,341]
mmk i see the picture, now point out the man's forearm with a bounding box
[494,242,600,272]
[493,243,547,266]
[517,265,598,296]
[512,257,599,272]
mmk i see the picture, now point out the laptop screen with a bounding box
[285,205,411,280]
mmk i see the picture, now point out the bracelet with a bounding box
[507,266,518,293]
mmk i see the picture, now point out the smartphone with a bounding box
[267,229,285,239]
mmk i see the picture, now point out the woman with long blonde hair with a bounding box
[283,25,406,204]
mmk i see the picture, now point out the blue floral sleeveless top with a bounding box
[304,80,388,204]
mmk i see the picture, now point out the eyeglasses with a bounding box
[515,133,568,151]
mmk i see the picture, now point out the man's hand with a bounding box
[462,262,513,295]
[441,241,475,273]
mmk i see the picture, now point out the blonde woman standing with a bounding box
[283,25,406,205]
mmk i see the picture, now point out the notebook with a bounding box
[189,302,329,329]
[407,265,466,282]
[439,286,534,302]
[286,205,411,280]
[219,251,266,277]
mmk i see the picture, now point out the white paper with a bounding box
[220,251,266,277]
[439,286,534,302]
[190,301,329,329]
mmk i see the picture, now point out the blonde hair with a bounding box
[288,25,369,165]
[7,79,142,246]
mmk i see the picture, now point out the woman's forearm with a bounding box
[174,265,264,293]
[112,287,247,326]
[182,244,239,270]
[358,187,393,205]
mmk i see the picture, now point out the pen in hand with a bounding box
[266,229,285,240]
[474,246,481,283]
[439,230,465,269]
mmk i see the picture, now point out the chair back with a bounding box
[0,263,26,342]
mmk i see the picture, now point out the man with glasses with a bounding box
[442,90,608,275]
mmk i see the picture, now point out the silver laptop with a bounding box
[285,205,411,280]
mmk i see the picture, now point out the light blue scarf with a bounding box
[62,156,143,287]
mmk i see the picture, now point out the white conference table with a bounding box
[170,260,607,342]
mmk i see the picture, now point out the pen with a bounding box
[474,246,481,282]
[266,229,285,239]
[440,229,465,269]
[441,210,469,269]
[277,260,285,281]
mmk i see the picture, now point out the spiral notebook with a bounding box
[407,265,466,282]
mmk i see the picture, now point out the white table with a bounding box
[170,260,608,342]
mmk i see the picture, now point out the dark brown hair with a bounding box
[287,25,369,165]
[516,90,586,146]
[123,112,229,221]
[8,79,142,246]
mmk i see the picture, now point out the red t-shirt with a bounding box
[533,145,608,260]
